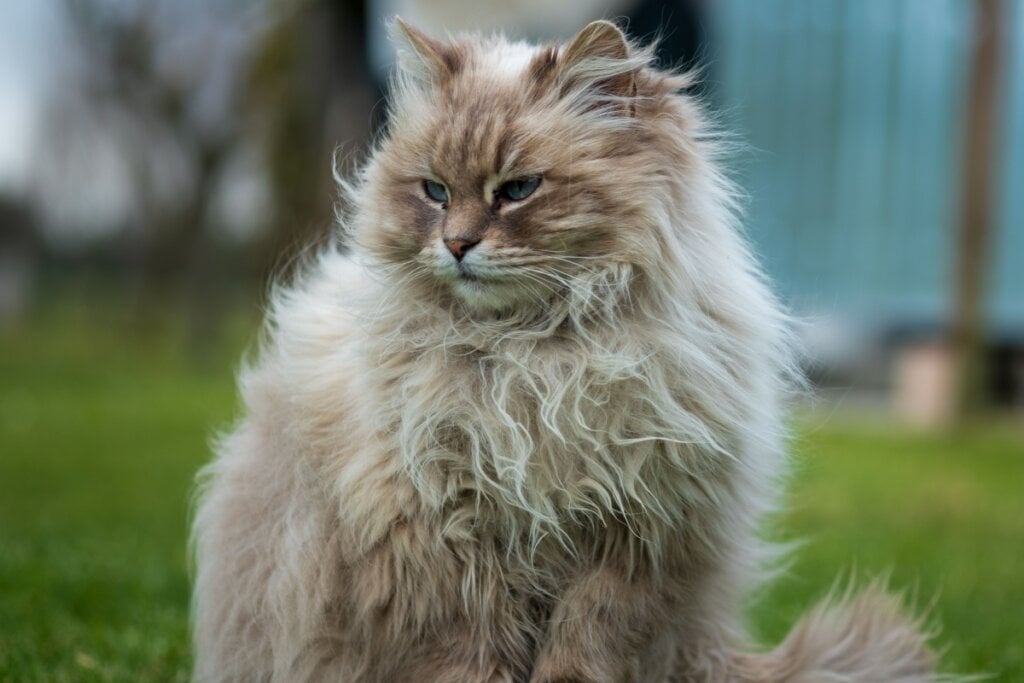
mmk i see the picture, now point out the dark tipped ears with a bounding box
[560,20,637,114]
[391,17,459,80]
[563,20,631,65]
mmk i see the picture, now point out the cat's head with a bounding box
[355,19,694,313]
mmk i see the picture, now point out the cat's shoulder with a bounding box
[309,248,376,303]
[264,250,377,354]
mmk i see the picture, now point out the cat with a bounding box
[191,19,938,683]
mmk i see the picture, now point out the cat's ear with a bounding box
[559,20,638,113]
[563,20,631,65]
[391,18,460,83]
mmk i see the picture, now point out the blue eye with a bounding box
[423,180,449,203]
[497,176,541,202]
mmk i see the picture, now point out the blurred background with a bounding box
[1,0,1021,680]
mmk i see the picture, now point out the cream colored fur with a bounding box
[191,20,940,683]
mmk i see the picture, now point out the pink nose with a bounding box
[444,237,480,261]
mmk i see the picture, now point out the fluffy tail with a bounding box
[731,582,941,683]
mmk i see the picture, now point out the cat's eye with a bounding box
[423,180,449,204]
[496,176,541,202]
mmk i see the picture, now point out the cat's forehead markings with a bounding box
[482,144,523,199]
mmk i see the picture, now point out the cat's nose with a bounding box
[443,237,480,261]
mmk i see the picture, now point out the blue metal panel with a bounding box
[710,0,1021,336]
[993,0,1024,336]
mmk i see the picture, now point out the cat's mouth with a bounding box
[456,265,481,283]
[429,255,527,309]
[428,258,491,289]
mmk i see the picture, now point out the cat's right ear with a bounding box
[390,18,460,83]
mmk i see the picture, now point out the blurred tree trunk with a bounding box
[246,0,376,284]
[952,0,1003,420]
[181,141,233,363]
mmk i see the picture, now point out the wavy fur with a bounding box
[191,20,940,682]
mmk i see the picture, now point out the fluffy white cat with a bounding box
[191,19,938,682]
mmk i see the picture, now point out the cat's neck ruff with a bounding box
[289,248,773,562]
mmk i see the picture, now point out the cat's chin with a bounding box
[450,276,522,312]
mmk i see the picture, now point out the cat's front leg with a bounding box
[529,566,676,683]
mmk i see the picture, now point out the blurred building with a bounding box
[711,0,1024,421]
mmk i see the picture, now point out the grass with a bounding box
[1,306,1022,681]
[750,423,1024,678]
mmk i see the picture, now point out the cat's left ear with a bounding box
[391,17,460,82]
[559,20,638,114]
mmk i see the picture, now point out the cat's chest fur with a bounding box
[381,338,637,485]
[322,329,721,671]
[351,324,720,556]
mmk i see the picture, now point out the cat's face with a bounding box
[360,21,665,311]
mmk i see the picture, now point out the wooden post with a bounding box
[952,0,1004,420]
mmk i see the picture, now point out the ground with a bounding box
[1,307,1021,682]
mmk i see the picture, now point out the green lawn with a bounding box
[1,310,1021,681]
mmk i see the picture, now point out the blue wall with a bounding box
[710,0,1022,338]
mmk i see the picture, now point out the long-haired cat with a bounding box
[191,19,938,682]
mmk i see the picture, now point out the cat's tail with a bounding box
[729,582,944,683]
